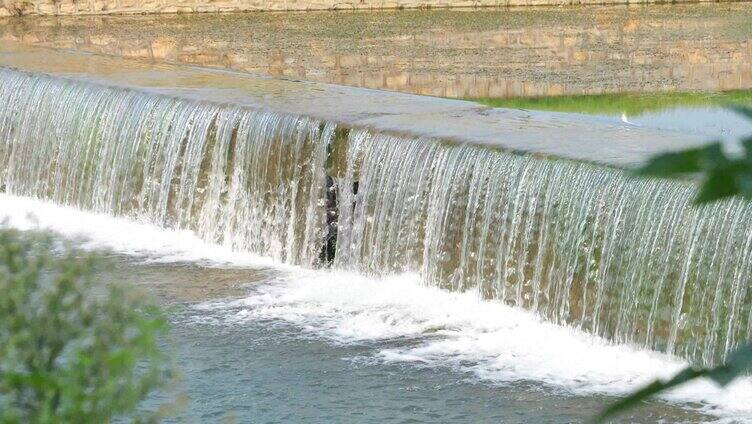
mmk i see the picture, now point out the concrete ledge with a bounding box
[0,0,743,17]
[0,42,709,167]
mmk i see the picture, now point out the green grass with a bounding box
[471,90,752,117]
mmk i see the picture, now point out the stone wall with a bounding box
[0,0,737,17]
[3,6,751,98]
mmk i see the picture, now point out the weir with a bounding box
[1,43,751,367]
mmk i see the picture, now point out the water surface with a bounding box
[2,194,751,423]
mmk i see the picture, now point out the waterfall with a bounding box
[0,68,332,266]
[333,129,752,366]
[2,67,752,366]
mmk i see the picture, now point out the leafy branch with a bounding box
[636,106,752,204]
[593,106,752,423]
[593,344,752,423]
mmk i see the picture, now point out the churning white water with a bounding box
[2,194,752,422]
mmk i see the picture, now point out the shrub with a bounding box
[0,229,172,424]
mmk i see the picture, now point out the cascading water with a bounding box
[333,130,752,366]
[0,68,332,266]
[1,67,751,367]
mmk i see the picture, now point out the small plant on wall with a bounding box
[0,0,34,16]
[3,0,27,16]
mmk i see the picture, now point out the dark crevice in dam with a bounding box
[319,175,361,267]
[319,175,338,266]
[2,66,752,368]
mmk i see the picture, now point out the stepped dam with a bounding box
[1,42,752,371]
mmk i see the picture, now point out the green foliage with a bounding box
[472,90,752,117]
[636,106,752,204]
[593,344,752,423]
[593,106,752,422]
[0,230,173,424]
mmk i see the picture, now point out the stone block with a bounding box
[36,2,57,14]
[58,1,77,13]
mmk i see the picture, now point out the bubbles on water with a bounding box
[196,270,752,422]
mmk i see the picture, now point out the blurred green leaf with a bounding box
[706,344,752,387]
[0,229,175,424]
[635,142,729,178]
[730,105,752,121]
[592,367,706,424]
[635,146,706,176]
[594,342,752,423]
[742,136,752,158]
[737,170,752,199]
[695,168,738,204]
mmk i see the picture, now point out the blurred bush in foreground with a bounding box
[0,229,172,423]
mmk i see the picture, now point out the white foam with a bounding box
[0,193,282,268]
[199,271,752,422]
[3,193,752,422]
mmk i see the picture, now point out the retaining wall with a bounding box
[0,0,739,17]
